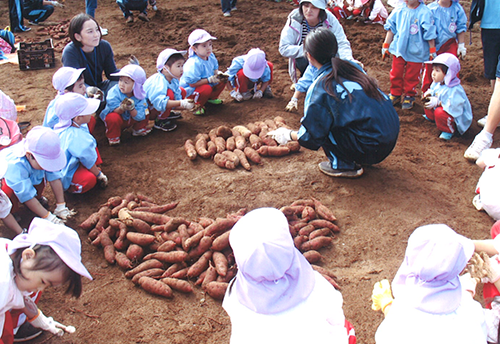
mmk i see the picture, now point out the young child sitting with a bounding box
[43,67,98,134]
[0,162,23,235]
[116,0,149,24]
[226,48,274,102]
[382,0,437,110]
[54,93,108,194]
[0,217,92,343]
[100,64,151,145]
[472,148,500,221]
[180,29,226,116]
[422,53,472,140]
[1,126,75,225]
[359,0,388,25]
[144,48,194,132]
[327,0,347,20]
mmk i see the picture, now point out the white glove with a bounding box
[50,1,64,7]
[96,171,108,189]
[347,6,353,11]
[424,96,440,109]
[29,310,64,336]
[44,212,65,225]
[457,43,466,59]
[253,90,263,99]
[207,75,219,84]
[430,52,437,59]
[422,89,432,99]
[285,97,298,111]
[230,90,243,102]
[54,203,77,220]
[120,98,135,112]
[86,86,104,100]
[267,127,293,145]
[152,4,158,10]
[382,47,389,58]
[180,99,195,110]
[483,254,500,284]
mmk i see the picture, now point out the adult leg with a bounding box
[116,0,133,18]
[24,5,54,24]
[295,57,309,77]
[86,0,97,17]
[221,0,231,14]
[9,0,29,32]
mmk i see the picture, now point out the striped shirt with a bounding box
[300,19,324,44]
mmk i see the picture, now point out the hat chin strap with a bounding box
[163,67,179,80]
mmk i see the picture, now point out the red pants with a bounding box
[104,112,150,140]
[424,106,455,133]
[483,220,500,308]
[328,7,346,20]
[1,292,41,344]
[88,115,97,134]
[421,39,458,93]
[234,62,274,93]
[149,88,187,121]
[390,55,423,97]
[189,82,225,107]
[67,149,103,194]
[1,180,45,214]
[343,5,361,17]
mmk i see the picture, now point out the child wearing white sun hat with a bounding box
[0,161,23,235]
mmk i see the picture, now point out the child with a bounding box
[144,48,194,132]
[285,64,317,112]
[421,53,472,140]
[359,0,388,25]
[179,29,226,116]
[22,0,63,25]
[343,0,363,19]
[472,148,500,221]
[1,126,74,225]
[382,0,437,110]
[226,48,274,102]
[0,217,92,343]
[100,64,151,145]
[372,224,487,343]
[0,162,23,235]
[327,0,347,20]
[269,28,399,178]
[54,93,108,193]
[116,0,149,24]
[43,67,98,134]
[421,0,467,93]
[222,207,353,343]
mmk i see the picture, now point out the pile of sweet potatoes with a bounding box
[80,193,341,300]
[184,116,300,171]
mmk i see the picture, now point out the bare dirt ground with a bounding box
[0,0,498,343]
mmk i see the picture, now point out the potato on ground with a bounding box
[138,276,173,298]
[184,139,197,160]
[161,277,193,293]
[126,232,156,246]
[204,281,228,300]
[243,147,262,164]
[131,268,165,285]
[301,236,333,251]
[125,259,164,279]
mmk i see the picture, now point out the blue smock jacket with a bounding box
[100,84,148,122]
[427,1,467,51]
[180,53,219,97]
[144,72,182,113]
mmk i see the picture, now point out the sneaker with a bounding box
[14,322,42,342]
[477,116,500,128]
[132,127,153,136]
[464,132,493,161]
[401,96,415,110]
[193,107,205,116]
[422,114,434,122]
[439,131,453,140]
[126,16,134,24]
[168,111,183,120]
[318,161,364,178]
[231,6,237,10]
[152,4,158,10]
[389,94,400,106]
[263,86,274,98]
[100,27,108,35]
[153,119,177,132]
[207,99,223,105]
[223,11,231,16]
[241,92,253,101]
[473,194,483,211]
[138,12,150,22]
[108,137,120,145]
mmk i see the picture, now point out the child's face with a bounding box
[302,2,321,23]
[431,65,446,84]
[15,249,66,293]
[75,114,92,125]
[118,76,135,96]
[192,41,213,60]
[69,77,86,96]
[405,0,420,7]
[165,60,184,80]
[74,19,101,49]
[26,153,43,170]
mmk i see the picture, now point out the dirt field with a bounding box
[0,0,498,343]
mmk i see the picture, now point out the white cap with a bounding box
[188,29,217,46]
[22,126,66,172]
[52,67,86,94]
[156,48,187,71]
[54,93,100,131]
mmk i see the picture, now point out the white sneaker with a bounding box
[477,116,500,128]
[473,194,484,211]
[153,4,158,10]
[100,27,108,36]
[464,132,493,161]
[223,11,231,17]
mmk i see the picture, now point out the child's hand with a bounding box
[230,90,243,102]
[381,43,389,60]
[285,97,298,111]
[29,310,64,336]
[54,203,77,220]
[424,96,440,109]
[457,43,467,60]
[253,90,263,99]
[371,279,393,313]
[86,86,104,100]
[180,99,195,110]
[96,171,108,189]
[120,98,135,112]
[207,74,220,84]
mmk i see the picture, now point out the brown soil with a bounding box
[0,0,497,343]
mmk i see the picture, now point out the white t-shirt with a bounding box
[222,271,348,344]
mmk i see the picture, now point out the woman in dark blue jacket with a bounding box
[270,28,399,178]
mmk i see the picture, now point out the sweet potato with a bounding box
[136,194,155,203]
[198,217,215,228]
[161,277,193,293]
[204,281,228,300]
[157,240,177,252]
[219,265,237,283]
[280,205,305,217]
[99,231,114,247]
[103,245,116,264]
[170,267,189,279]
[234,136,246,150]
[244,147,262,164]
[214,137,226,153]
[261,136,278,147]
[195,137,211,159]
[125,259,164,279]
[301,206,316,222]
[214,153,236,170]
[127,210,171,225]
[187,236,213,260]
[115,252,133,270]
[204,217,237,237]
[188,221,205,234]
[208,128,217,142]
[249,134,263,150]
[303,250,322,263]
[184,230,205,250]
[99,196,123,208]
[161,262,187,278]
[88,228,100,241]
[291,199,315,207]
[202,264,218,290]
[274,116,286,127]
[246,122,260,135]
[184,139,198,160]
[231,128,242,137]
[132,201,179,214]
[308,219,340,233]
[80,211,100,231]
[127,201,139,210]
[221,151,239,167]
[232,125,252,139]
[95,206,112,231]
[126,232,156,246]
[216,125,233,139]
[196,133,209,142]
[233,149,251,171]
[225,136,236,151]
[301,236,333,251]
[311,264,338,280]
[118,208,134,225]
[187,251,212,278]
[194,270,207,286]
[163,217,191,233]
[161,231,181,246]
[212,251,228,277]
[138,276,173,298]
[143,251,188,263]
[111,192,136,217]
[131,268,165,285]
[309,228,331,239]
[126,244,144,261]
[321,273,341,290]
[286,141,301,152]
[294,235,308,250]
[258,145,291,157]
[206,141,217,157]
[312,197,337,221]
[211,230,230,251]
[258,126,270,138]
[132,218,153,234]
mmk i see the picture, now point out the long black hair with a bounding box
[303,28,383,101]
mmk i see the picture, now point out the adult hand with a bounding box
[207,75,220,84]
[253,90,263,99]
[230,90,243,102]
[371,279,393,313]
[424,96,440,109]
[267,127,293,145]
[54,203,77,220]
[180,99,195,110]
[96,171,108,189]
[285,97,298,111]
[29,310,64,336]
[44,212,65,225]
[120,98,135,112]
[457,43,466,60]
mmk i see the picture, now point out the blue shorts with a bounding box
[481,29,500,80]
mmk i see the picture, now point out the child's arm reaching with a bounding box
[382,31,394,59]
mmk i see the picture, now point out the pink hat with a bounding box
[54,93,100,131]
[0,89,17,121]
[243,48,267,80]
[229,208,315,314]
[425,53,461,87]
[22,126,66,172]
[188,29,217,57]
[110,65,147,100]
[156,48,187,71]
[7,217,92,280]
[52,67,86,95]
